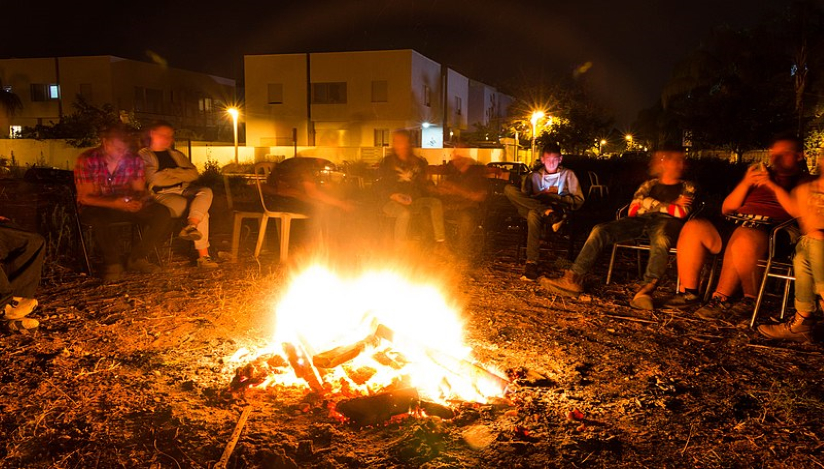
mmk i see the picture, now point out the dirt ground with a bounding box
[2,193,824,468]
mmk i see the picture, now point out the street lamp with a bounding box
[227,107,239,165]
[599,139,607,155]
[625,134,633,151]
[530,111,545,162]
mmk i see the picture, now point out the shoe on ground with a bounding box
[757,313,815,343]
[127,258,161,274]
[3,297,38,320]
[197,256,219,269]
[663,291,701,308]
[695,296,732,320]
[3,317,39,335]
[178,224,202,241]
[539,270,584,297]
[728,297,757,318]
[630,280,658,310]
[102,263,124,282]
[521,262,539,281]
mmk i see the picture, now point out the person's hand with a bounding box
[743,164,768,187]
[115,196,143,212]
[540,187,559,195]
[391,193,412,205]
[674,195,694,207]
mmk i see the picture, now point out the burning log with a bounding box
[282,342,325,394]
[335,387,420,426]
[312,333,380,369]
[374,324,509,393]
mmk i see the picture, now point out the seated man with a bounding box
[667,135,811,320]
[262,157,354,245]
[74,124,173,281]
[376,129,447,253]
[758,162,824,342]
[1,216,44,333]
[433,147,488,261]
[504,143,584,280]
[139,120,217,269]
[541,146,696,310]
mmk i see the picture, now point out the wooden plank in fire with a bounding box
[374,324,509,391]
[282,342,325,393]
[312,332,381,369]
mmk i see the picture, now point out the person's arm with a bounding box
[721,165,761,215]
[75,179,141,212]
[628,180,656,216]
[664,181,696,219]
[757,175,799,218]
[559,170,585,210]
[140,149,199,187]
[302,180,354,211]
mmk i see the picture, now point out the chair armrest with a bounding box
[615,203,630,220]
[768,217,800,259]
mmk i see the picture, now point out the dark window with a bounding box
[455,96,462,116]
[146,88,163,113]
[134,86,145,112]
[268,83,283,104]
[311,82,347,104]
[30,84,47,102]
[374,128,390,147]
[371,80,388,102]
[423,85,431,107]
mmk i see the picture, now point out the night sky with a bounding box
[1,0,797,125]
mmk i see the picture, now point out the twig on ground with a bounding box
[45,379,77,405]
[215,406,253,469]
[745,343,822,355]
[602,314,657,324]
[681,424,694,455]
[811,456,824,469]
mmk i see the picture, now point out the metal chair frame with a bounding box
[587,171,609,198]
[253,162,310,262]
[750,218,799,328]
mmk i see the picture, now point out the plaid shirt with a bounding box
[74,147,145,199]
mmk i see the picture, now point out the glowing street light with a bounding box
[625,134,634,151]
[227,107,240,164]
[530,110,545,162]
[599,139,607,155]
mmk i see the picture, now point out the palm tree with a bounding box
[0,79,23,138]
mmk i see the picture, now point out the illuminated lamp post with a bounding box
[227,107,240,165]
[530,111,545,162]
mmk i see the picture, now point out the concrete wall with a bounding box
[244,54,309,147]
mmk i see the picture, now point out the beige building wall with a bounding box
[244,54,309,147]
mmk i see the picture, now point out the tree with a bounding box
[502,76,613,155]
[21,96,131,147]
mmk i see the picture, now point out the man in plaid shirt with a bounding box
[74,124,172,281]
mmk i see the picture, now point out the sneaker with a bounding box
[102,264,124,282]
[3,317,39,335]
[539,270,584,297]
[197,256,219,269]
[662,291,701,308]
[3,297,38,320]
[630,281,658,311]
[729,297,756,318]
[521,262,539,281]
[757,313,815,343]
[178,224,202,241]
[695,296,732,320]
[127,258,161,274]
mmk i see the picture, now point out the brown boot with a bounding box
[630,280,658,311]
[539,270,584,297]
[757,313,816,343]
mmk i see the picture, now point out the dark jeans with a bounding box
[572,214,684,283]
[79,203,173,265]
[504,184,569,263]
[0,224,45,306]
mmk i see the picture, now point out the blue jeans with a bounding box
[504,184,568,263]
[793,236,824,314]
[572,214,684,283]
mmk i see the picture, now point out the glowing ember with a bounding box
[227,264,508,404]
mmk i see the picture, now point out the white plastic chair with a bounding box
[587,171,609,198]
[253,162,310,262]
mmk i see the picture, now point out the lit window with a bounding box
[374,128,390,147]
[49,84,60,99]
[9,125,22,139]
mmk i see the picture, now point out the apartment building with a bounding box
[0,56,236,141]
[245,49,511,149]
